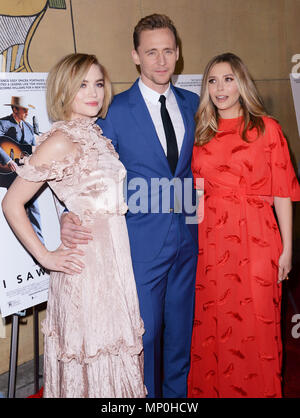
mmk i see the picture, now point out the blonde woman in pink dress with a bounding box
[2,53,146,398]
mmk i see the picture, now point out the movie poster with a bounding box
[0,72,61,317]
[172,74,203,96]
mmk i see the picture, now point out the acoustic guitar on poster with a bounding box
[0,136,32,174]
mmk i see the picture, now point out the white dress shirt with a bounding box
[138,78,185,156]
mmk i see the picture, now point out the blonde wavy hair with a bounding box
[195,52,267,146]
[46,53,112,122]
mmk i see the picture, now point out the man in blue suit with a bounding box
[61,14,199,398]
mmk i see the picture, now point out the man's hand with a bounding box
[60,211,93,248]
[7,160,18,172]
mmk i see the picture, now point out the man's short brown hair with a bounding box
[133,14,178,50]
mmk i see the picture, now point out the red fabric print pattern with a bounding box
[188,116,300,398]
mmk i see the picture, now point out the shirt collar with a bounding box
[12,114,23,127]
[138,78,172,105]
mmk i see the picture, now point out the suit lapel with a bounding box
[171,85,193,175]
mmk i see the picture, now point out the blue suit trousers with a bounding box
[132,213,197,397]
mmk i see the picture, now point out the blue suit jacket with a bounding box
[97,80,199,262]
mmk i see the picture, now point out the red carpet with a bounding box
[27,263,300,399]
[28,387,43,398]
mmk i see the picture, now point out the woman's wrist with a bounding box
[36,247,50,266]
[281,244,292,255]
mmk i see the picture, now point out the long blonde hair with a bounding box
[195,52,267,146]
[46,53,112,122]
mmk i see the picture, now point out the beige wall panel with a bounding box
[25,1,300,81]
[28,7,75,71]
[285,0,300,74]
[140,0,289,79]
[71,0,141,82]
[112,82,135,95]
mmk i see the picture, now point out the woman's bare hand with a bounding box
[39,246,85,275]
[277,250,291,284]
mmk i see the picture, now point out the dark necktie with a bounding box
[159,95,178,175]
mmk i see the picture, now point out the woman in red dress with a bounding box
[188,52,300,398]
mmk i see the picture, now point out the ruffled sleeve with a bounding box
[266,118,300,201]
[16,153,78,183]
[16,125,80,183]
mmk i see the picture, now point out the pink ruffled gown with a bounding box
[17,118,146,398]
